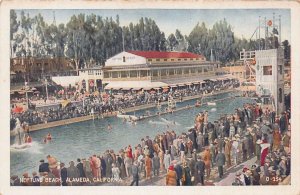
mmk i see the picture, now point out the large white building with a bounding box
[103,50,226,90]
[255,48,285,114]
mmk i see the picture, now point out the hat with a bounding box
[235,134,240,138]
[232,137,236,141]
[193,149,197,152]
[281,156,287,160]
[40,159,45,163]
[168,165,175,171]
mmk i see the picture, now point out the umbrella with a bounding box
[34,91,40,94]
[31,87,37,91]
[12,106,23,113]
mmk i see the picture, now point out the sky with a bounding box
[15,9,291,42]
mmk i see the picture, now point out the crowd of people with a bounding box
[10,98,291,186]
[10,78,240,129]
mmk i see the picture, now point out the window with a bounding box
[169,69,174,76]
[278,65,283,75]
[171,59,174,61]
[112,72,118,78]
[104,72,110,78]
[164,59,167,61]
[152,70,158,77]
[184,59,187,61]
[121,71,127,78]
[190,58,193,60]
[263,66,272,75]
[156,59,160,62]
[140,70,147,77]
[184,68,189,74]
[148,59,152,62]
[130,71,137,77]
[123,56,126,62]
[161,69,167,76]
[178,59,181,61]
[196,58,199,60]
[279,88,283,103]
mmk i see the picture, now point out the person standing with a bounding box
[195,156,205,185]
[38,159,49,176]
[272,128,281,151]
[60,163,68,186]
[145,155,152,180]
[111,163,120,182]
[174,162,183,186]
[166,165,177,186]
[32,171,40,186]
[202,147,211,178]
[152,153,160,176]
[76,158,86,179]
[215,150,226,178]
[224,137,232,168]
[124,154,133,178]
[182,162,192,186]
[130,161,139,186]
[164,150,171,173]
[67,161,80,186]
[158,149,165,171]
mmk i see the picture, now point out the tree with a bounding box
[167,33,178,51]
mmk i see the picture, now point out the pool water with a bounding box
[10,92,255,177]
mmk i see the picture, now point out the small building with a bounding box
[103,50,221,90]
[255,48,285,114]
[51,66,104,92]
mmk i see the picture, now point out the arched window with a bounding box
[279,88,283,103]
[123,56,126,62]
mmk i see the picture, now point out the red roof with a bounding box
[127,50,204,59]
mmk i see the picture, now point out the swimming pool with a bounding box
[10,91,255,177]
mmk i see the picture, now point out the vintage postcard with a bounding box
[0,0,299,195]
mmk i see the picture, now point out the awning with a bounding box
[104,81,168,90]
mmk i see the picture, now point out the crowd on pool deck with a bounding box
[10,99,291,186]
[10,79,240,129]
